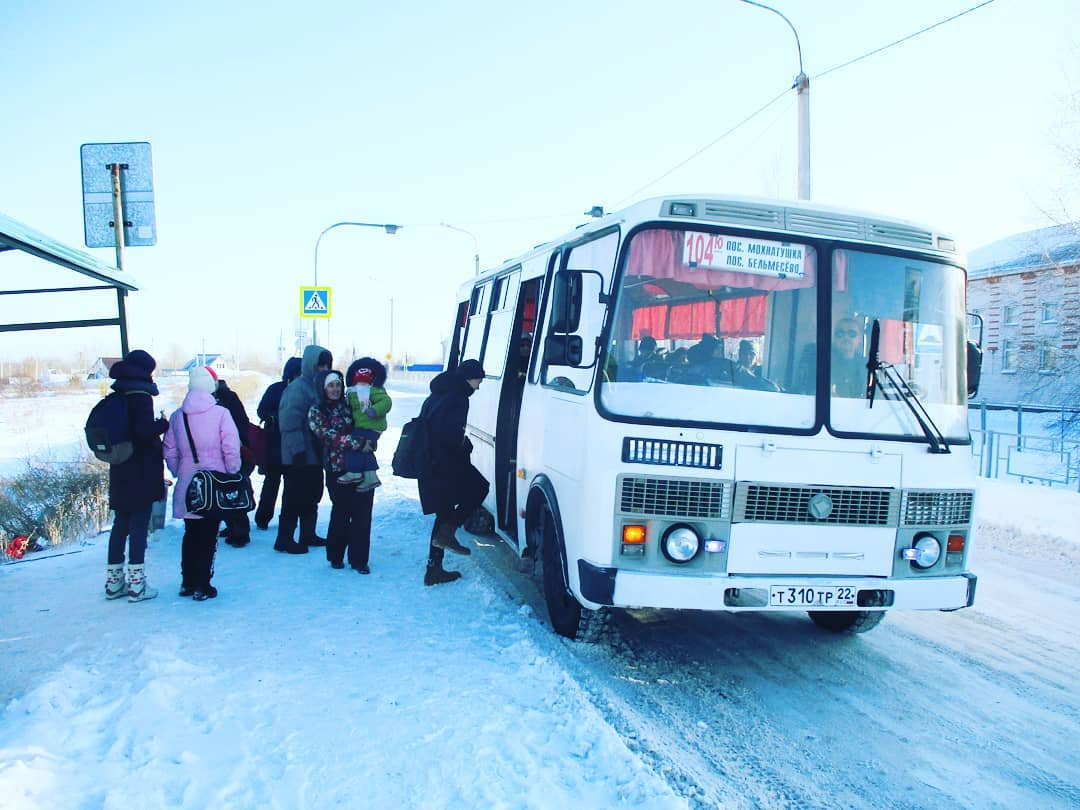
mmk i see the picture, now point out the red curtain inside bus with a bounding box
[631,297,766,340]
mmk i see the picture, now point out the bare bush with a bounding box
[0,460,109,557]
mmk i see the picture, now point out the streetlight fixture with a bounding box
[439,222,480,276]
[740,0,810,200]
[312,220,400,344]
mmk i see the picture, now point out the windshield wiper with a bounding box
[865,319,950,454]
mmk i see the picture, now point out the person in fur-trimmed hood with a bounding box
[340,357,392,490]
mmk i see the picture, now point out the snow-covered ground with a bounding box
[0,383,1078,809]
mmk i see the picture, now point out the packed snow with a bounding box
[0,380,1077,809]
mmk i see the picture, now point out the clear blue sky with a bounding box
[2,0,1076,366]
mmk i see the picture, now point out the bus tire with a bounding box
[539,506,607,642]
[808,610,886,634]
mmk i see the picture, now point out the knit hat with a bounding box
[350,367,374,385]
[323,371,343,390]
[188,365,218,393]
[457,359,486,380]
[124,349,157,374]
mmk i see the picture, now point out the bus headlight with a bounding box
[903,533,942,569]
[661,524,701,564]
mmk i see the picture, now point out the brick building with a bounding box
[966,224,1080,405]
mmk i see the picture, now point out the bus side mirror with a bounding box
[550,270,583,333]
[545,334,584,367]
[966,340,982,398]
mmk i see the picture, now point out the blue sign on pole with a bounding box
[300,286,332,318]
[80,142,157,248]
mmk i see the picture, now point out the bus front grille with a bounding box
[618,476,728,520]
[733,483,899,526]
[901,490,974,526]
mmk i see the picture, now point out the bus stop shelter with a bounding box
[0,211,137,355]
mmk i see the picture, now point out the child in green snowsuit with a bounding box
[341,360,392,490]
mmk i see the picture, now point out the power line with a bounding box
[614,84,792,206]
[814,0,999,80]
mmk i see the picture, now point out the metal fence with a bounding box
[969,401,1080,490]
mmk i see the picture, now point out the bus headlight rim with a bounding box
[661,524,701,564]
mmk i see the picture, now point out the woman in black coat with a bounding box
[254,357,301,530]
[417,358,489,585]
[104,349,168,602]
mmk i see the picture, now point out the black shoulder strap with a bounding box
[182,413,200,463]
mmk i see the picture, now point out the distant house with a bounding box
[967,223,1080,404]
[181,354,230,374]
[87,357,122,380]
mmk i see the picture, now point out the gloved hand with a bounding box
[364,406,378,419]
[155,417,169,434]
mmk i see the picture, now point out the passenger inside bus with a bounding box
[733,340,781,392]
[684,334,734,386]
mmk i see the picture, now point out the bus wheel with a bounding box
[539,507,607,641]
[808,610,886,634]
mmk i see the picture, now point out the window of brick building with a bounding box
[1039,341,1058,372]
[1041,302,1058,323]
[1002,339,1019,372]
[1003,304,1019,325]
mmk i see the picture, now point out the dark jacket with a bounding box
[417,366,480,515]
[107,351,167,512]
[279,344,331,466]
[257,357,301,470]
[308,370,366,474]
[214,380,250,445]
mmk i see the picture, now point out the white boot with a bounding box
[105,564,127,600]
[126,564,158,602]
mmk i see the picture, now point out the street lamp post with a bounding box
[439,222,480,276]
[740,0,810,200]
[312,221,400,345]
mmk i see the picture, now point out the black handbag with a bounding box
[182,413,254,517]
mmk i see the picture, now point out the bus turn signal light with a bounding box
[947,534,965,552]
[622,525,646,544]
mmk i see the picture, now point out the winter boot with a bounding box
[299,512,326,547]
[126,564,158,602]
[424,563,462,586]
[105,564,127,600]
[432,522,471,556]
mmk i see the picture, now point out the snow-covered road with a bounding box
[1,383,1077,809]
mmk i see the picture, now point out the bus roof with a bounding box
[468,193,960,288]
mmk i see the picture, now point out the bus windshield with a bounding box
[599,226,969,441]
[600,227,819,429]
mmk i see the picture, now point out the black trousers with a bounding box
[326,477,375,569]
[108,505,151,565]
[277,464,325,543]
[181,517,219,589]
[428,465,488,567]
[254,466,282,527]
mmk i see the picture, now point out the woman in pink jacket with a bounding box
[163,366,242,601]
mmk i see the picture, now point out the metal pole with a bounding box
[795,72,811,200]
[108,163,127,271]
[116,288,130,356]
[389,297,394,365]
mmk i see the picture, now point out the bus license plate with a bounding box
[769,585,857,608]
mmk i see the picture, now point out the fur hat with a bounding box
[350,366,374,385]
[188,365,218,393]
[457,359,486,380]
[323,371,343,390]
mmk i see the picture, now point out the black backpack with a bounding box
[391,417,431,479]
[85,392,134,464]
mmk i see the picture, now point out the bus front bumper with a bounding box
[578,560,976,612]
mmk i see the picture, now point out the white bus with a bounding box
[446,195,979,639]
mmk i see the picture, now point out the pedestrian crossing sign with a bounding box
[300,286,331,319]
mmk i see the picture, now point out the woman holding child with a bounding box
[307,358,391,574]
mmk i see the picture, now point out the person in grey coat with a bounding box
[275,344,331,554]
